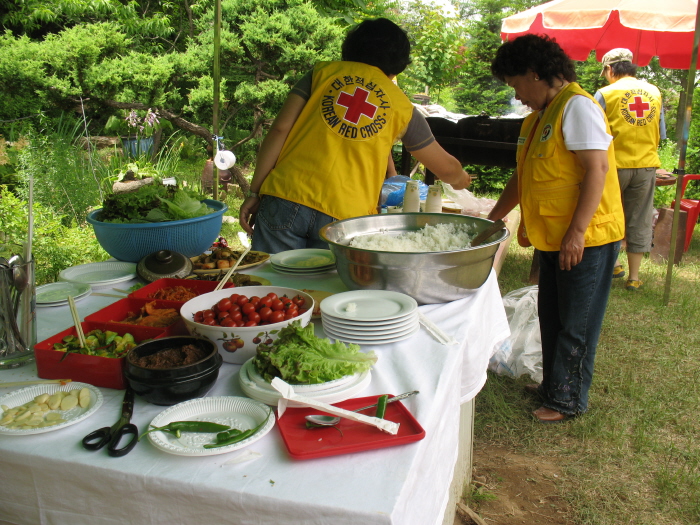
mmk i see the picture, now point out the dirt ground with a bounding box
[454,444,574,525]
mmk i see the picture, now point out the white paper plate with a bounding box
[323,324,420,346]
[242,358,358,393]
[0,382,103,435]
[270,249,335,269]
[322,316,418,336]
[36,282,92,306]
[59,262,137,288]
[320,290,417,322]
[147,396,275,456]
[321,311,418,331]
[239,362,371,407]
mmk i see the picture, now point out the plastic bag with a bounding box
[442,183,496,217]
[488,286,542,382]
[382,176,429,207]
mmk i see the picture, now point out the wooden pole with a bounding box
[212,0,222,201]
[663,1,700,305]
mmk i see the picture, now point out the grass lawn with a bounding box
[472,229,700,524]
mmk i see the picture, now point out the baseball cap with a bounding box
[600,48,633,75]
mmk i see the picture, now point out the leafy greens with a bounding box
[99,183,213,223]
[253,321,377,384]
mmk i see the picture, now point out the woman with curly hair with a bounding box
[488,35,625,423]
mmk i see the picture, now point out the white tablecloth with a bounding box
[0,267,508,525]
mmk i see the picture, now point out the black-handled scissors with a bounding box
[82,387,138,457]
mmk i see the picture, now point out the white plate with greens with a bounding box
[36,282,92,306]
[0,383,103,435]
[270,249,335,269]
[146,396,274,456]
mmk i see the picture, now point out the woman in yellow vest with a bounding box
[488,35,625,423]
[238,18,472,253]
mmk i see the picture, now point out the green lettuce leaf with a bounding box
[252,321,377,384]
[157,190,211,220]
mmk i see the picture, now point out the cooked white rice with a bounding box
[349,223,476,252]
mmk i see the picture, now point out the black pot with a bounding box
[137,250,193,282]
[124,336,222,405]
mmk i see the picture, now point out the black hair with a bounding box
[610,61,637,78]
[341,18,411,76]
[491,34,577,86]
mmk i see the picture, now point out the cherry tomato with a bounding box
[194,311,204,323]
[269,310,285,324]
[229,311,243,323]
[281,297,293,310]
[202,309,216,319]
[244,320,258,327]
[258,296,272,309]
[220,317,235,327]
[284,309,298,320]
[271,299,285,311]
[236,320,245,327]
[203,318,217,326]
[217,310,230,320]
[229,294,240,303]
[258,306,273,322]
[292,295,306,308]
[266,292,279,301]
[242,303,257,316]
[217,298,232,312]
[248,312,261,324]
[286,305,298,317]
[229,304,241,314]
[236,295,249,307]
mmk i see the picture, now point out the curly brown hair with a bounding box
[491,34,576,87]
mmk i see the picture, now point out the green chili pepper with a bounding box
[203,409,272,449]
[375,395,388,419]
[138,420,231,441]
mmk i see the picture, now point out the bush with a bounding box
[0,186,109,285]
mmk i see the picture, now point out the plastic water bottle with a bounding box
[403,180,420,212]
[425,184,442,213]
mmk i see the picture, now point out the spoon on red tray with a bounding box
[304,391,419,427]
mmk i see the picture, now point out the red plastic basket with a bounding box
[34,321,167,390]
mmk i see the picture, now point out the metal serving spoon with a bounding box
[304,391,419,427]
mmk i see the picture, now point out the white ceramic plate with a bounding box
[242,358,358,393]
[270,262,336,273]
[59,262,137,288]
[322,316,418,337]
[320,290,417,322]
[147,396,275,456]
[323,324,420,346]
[36,282,92,306]
[239,363,371,407]
[321,311,418,331]
[270,249,335,269]
[0,382,103,435]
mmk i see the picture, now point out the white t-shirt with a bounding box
[556,95,613,151]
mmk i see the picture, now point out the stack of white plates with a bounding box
[58,261,137,289]
[238,358,371,406]
[35,282,92,308]
[320,290,419,345]
[270,249,336,275]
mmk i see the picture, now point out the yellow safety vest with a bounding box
[261,61,415,220]
[598,77,662,168]
[517,83,625,251]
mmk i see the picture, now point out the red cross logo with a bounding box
[628,96,650,118]
[336,88,378,124]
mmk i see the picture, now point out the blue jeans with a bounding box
[251,195,336,254]
[537,241,620,415]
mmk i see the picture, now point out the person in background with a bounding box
[238,17,471,254]
[595,48,666,291]
[488,35,625,423]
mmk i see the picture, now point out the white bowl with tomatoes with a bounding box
[179,286,314,365]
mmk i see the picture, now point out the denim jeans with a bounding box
[251,195,336,254]
[537,241,620,415]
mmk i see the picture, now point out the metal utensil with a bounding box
[8,254,27,316]
[304,391,419,427]
[82,387,138,457]
[470,219,506,247]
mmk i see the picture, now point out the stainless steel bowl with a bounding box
[319,213,509,305]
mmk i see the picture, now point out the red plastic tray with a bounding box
[84,297,188,336]
[34,321,167,390]
[128,278,231,301]
[276,394,426,460]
